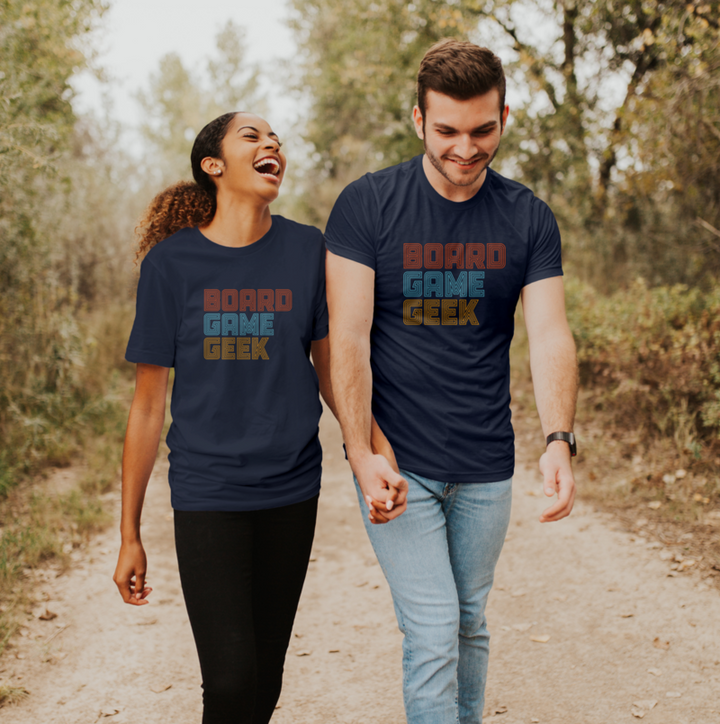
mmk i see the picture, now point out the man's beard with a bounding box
[424,141,500,188]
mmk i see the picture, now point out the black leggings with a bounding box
[174,495,318,724]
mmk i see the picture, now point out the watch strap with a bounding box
[546,431,577,457]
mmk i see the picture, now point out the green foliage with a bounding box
[287,0,476,226]
[137,20,266,183]
[566,277,720,450]
[466,0,720,288]
[0,0,136,494]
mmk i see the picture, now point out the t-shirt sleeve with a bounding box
[523,197,563,287]
[324,178,378,270]
[312,241,329,341]
[125,257,179,367]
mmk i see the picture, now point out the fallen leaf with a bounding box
[100,707,120,717]
[512,623,532,632]
[693,493,710,504]
[531,719,540,723]
[530,635,551,643]
[620,612,634,618]
[677,559,696,572]
[492,704,508,714]
[295,650,311,657]
[665,691,682,698]
[648,501,662,510]
[662,474,676,485]
[135,618,157,626]
[355,581,368,588]
[525,490,539,497]
[653,637,670,650]
[38,609,57,621]
[631,700,657,718]
[328,649,340,653]
[510,590,526,598]
[150,684,172,694]
[647,668,662,676]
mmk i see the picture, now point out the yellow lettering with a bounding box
[204,337,221,360]
[221,337,236,359]
[403,299,422,325]
[424,299,440,325]
[252,337,270,360]
[441,299,458,325]
[458,299,479,325]
[237,338,251,360]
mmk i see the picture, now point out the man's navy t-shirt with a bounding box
[126,217,328,511]
[325,156,563,483]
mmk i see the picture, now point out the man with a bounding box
[325,39,578,724]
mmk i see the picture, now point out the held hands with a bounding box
[538,440,576,523]
[113,540,153,605]
[360,419,407,524]
[353,452,408,525]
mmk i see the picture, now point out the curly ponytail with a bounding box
[134,111,239,261]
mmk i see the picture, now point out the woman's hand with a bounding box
[114,540,153,605]
[367,419,405,524]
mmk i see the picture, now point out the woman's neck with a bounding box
[199,195,273,248]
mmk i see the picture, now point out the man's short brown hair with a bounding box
[417,39,506,119]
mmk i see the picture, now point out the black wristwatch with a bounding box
[546,431,577,457]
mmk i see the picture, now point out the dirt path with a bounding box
[2,413,720,724]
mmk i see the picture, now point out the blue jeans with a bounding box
[355,470,512,724]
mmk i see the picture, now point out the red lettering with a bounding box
[487,243,506,269]
[466,244,485,270]
[424,243,443,269]
[258,289,275,311]
[239,289,256,312]
[222,289,238,311]
[445,243,464,269]
[204,289,221,311]
[404,243,422,269]
[276,289,293,312]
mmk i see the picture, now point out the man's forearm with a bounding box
[329,328,374,463]
[529,327,578,437]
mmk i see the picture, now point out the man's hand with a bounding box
[538,440,576,522]
[351,451,408,525]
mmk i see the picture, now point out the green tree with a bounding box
[287,0,476,226]
[137,20,265,184]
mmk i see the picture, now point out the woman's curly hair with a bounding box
[134,112,238,262]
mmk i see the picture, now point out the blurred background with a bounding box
[1,0,719,653]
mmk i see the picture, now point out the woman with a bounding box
[113,111,397,724]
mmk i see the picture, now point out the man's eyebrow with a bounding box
[238,125,279,139]
[433,121,498,132]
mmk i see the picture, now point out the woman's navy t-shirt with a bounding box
[126,217,328,511]
[325,156,563,483]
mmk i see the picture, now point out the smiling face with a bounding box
[200,112,286,204]
[413,89,509,199]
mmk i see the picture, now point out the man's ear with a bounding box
[412,105,425,140]
[500,105,509,134]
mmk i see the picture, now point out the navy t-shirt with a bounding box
[126,217,328,511]
[325,155,562,483]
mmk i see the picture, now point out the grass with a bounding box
[0,303,135,658]
[0,684,30,707]
[509,295,720,582]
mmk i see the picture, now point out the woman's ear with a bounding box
[200,157,224,177]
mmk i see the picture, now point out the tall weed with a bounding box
[565,277,720,455]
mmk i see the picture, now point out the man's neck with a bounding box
[421,155,488,202]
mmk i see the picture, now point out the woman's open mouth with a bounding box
[253,157,282,180]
